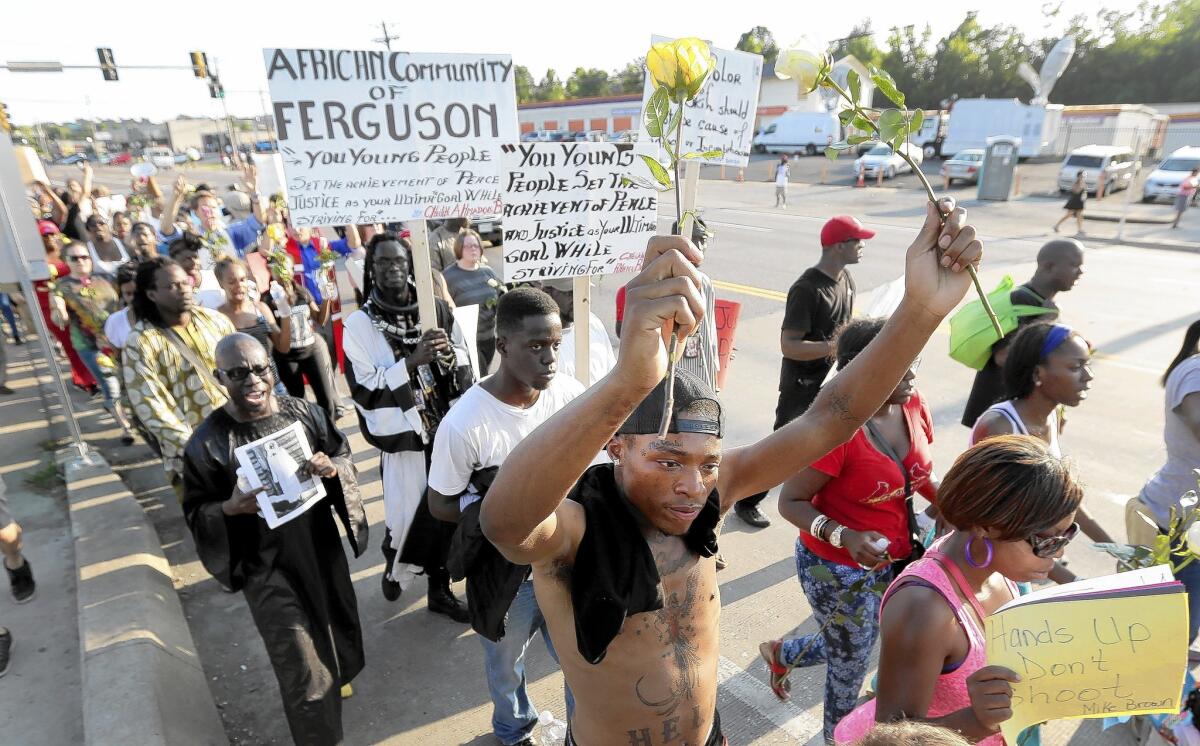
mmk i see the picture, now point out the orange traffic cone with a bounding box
[855,170,865,188]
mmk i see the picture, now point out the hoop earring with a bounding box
[964,537,993,568]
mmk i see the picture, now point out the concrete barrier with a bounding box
[64,452,228,746]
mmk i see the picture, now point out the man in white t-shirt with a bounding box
[541,278,617,387]
[775,154,791,208]
[428,286,584,745]
[103,261,140,351]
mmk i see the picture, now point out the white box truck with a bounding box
[752,111,840,156]
[942,99,1063,159]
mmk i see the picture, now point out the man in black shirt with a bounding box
[735,215,873,528]
[960,238,1084,427]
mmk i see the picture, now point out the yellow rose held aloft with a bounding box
[775,47,826,94]
[646,37,715,101]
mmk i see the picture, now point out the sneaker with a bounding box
[0,628,10,677]
[735,503,772,529]
[7,559,35,603]
[427,587,470,623]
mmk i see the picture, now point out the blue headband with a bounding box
[1040,325,1074,360]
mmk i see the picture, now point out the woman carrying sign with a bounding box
[834,436,1082,744]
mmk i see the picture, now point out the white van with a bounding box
[1142,146,1200,203]
[752,111,839,156]
[144,147,175,170]
[1058,145,1135,195]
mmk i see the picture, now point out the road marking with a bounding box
[711,279,789,302]
[717,655,823,742]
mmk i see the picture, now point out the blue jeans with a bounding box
[1175,555,1200,644]
[781,540,891,744]
[479,579,574,745]
[0,294,19,342]
[76,344,120,408]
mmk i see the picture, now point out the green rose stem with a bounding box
[823,76,1003,339]
[660,98,689,438]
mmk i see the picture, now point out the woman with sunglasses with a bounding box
[51,242,135,444]
[214,258,290,397]
[835,435,1082,744]
[971,322,1113,583]
[759,318,939,743]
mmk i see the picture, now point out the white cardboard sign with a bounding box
[638,37,763,167]
[499,142,658,282]
[262,48,518,227]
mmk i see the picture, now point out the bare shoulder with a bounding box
[880,581,958,644]
[972,410,1013,442]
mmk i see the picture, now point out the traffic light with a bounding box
[96,47,118,81]
[190,51,209,79]
[208,75,225,99]
[0,102,10,135]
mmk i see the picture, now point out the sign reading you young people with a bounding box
[262,48,518,227]
[499,142,658,282]
[638,37,763,168]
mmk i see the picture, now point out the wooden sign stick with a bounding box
[657,159,702,437]
[408,220,438,332]
[572,275,591,386]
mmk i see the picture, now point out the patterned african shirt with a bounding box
[121,307,236,479]
[55,275,119,352]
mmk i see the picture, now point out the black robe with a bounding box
[182,396,368,746]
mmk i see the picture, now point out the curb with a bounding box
[62,450,228,746]
[1084,235,1200,253]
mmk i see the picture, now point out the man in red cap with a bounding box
[734,214,876,528]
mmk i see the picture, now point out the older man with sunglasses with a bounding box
[182,332,367,746]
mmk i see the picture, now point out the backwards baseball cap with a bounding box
[820,215,876,246]
[617,367,724,438]
[37,219,60,236]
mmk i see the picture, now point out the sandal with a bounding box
[759,640,794,701]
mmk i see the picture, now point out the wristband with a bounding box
[829,524,847,548]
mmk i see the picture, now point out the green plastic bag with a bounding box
[948,275,1055,370]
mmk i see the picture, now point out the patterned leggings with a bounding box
[780,540,890,744]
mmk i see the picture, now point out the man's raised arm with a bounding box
[720,199,983,504]
[481,238,705,565]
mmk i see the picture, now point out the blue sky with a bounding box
[0,0,1146,124]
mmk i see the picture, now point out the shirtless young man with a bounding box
[481,199,984,746]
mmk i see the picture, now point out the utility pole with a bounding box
[210,57,241,163]
[373,20,401,50]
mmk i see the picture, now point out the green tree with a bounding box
[880,24,936,108]
[514,65,536,103]
[535,69,566,102]
[829,20,885,69]
[566,67,612,99]
[613,59,646,94]
[736,26,778,63]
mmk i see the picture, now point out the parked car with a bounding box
[1057,145,1135,196]
[752,111,839,156]
[103,151,133,166]
[941,149,985,185]
[520,130,544,142]
[1142,146,1200,203]
[549,131,575,142]
[608,130,637,143]
[574,130,605,142]
[854,143,923,179]
[144,147,175,170]
[57,153,90,165]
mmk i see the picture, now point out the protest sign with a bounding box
[985,566,1188,744]
[714,299,741,391]
[499,141,658,282]
[262,48,517,227]
[639,37,763,167]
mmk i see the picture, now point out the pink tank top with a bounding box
[833,547,1017,745]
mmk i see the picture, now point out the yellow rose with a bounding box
[95,353,115,371]
[775,47,828,94]
[646,37,715,101]
[266,223,286,244]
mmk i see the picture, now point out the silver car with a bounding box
[941,149,985,185]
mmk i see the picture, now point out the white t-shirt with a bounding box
[103,307,133,350]
[775,163,790,186]
[559,311,617,387]
[1141,356,1200,526]
[428,374,587,511]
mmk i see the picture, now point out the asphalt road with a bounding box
[36,164,1199,746]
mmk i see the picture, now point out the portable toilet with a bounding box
[978,136,1021,201]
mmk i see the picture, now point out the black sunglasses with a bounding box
[1026,522,1080,558]
[218,364,272,382]
[66,255,90,262]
